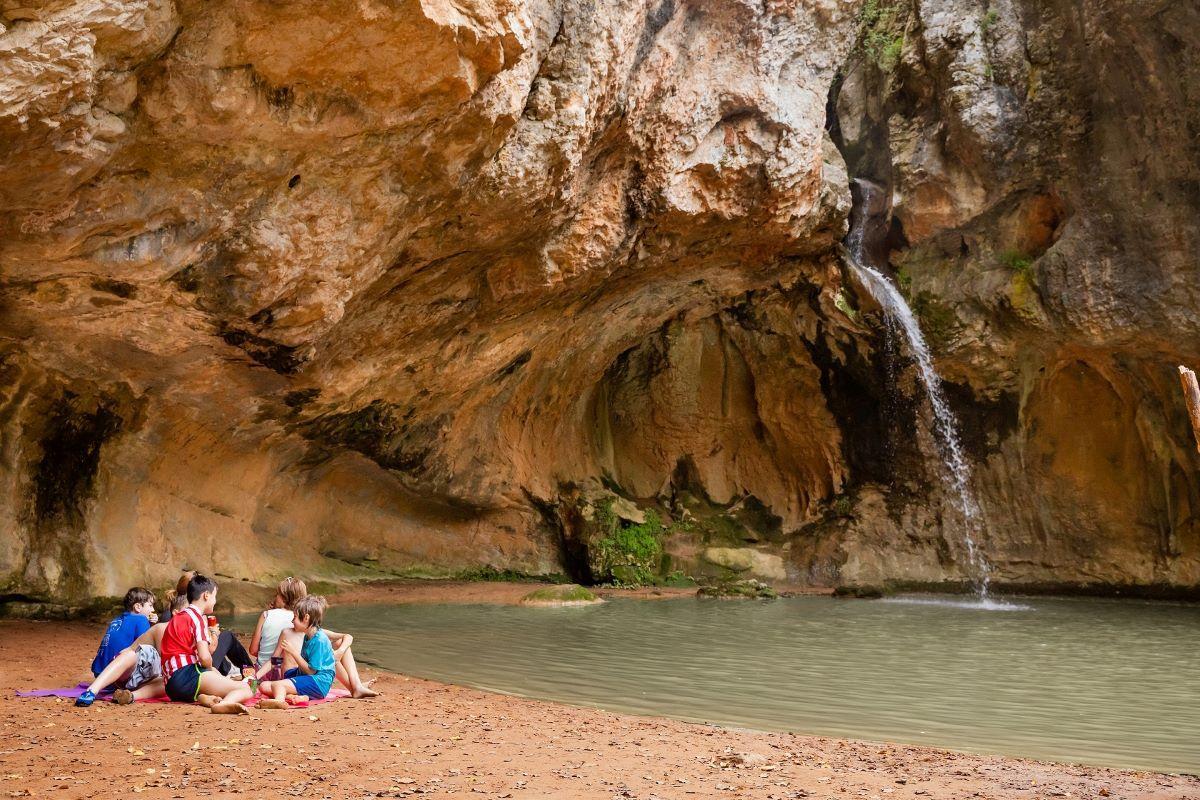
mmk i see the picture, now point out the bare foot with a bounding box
[352,685,379,699]
[286,695,309,705]
[210,702,249,715]
[196,694,221,708]
[112,689,134,705]
[257,699,288,710]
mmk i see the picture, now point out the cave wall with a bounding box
[1,0,1198,602]
[821,0,1200,591]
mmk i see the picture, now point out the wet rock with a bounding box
[520,584,602,607]
[609,497,646,526]
[701,547,787,582]
[697,579,778,600]
[832,585,884,600]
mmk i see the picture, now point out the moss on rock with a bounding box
[697,579,778,599]
[520,584,602,606]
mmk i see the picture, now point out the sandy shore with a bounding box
[1,587,1196,799]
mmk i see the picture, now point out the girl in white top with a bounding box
[249,577,305,668]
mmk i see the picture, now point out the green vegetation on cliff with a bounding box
[593,503,664,587]
[1000,250,1033,275]
[858,0,908,73]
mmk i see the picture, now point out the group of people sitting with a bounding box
[76,572,378,714]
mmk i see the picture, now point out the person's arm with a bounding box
[280,636,313,675]
[249,611,267,659]
[322,628,353,659]
[196,634,213,668]
[194,614,214,669]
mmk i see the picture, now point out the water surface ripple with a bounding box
[311,596,1200,773]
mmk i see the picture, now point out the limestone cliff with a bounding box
[1,0,1196,605]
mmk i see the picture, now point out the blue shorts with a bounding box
[283,668,330,699]
[165,664,207,702]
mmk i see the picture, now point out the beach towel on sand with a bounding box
[16,683,349,707]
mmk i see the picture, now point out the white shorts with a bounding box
[119,645,161,690]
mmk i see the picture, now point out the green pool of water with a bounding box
[272,595,1200,773]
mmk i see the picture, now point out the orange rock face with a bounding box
[2,0,1198,603]
[1,0,866,600]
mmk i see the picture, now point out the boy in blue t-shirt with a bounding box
[87,588,156,678]
[256,595,336,707]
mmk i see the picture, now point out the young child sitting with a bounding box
[77,591,189,706]
[160,574,254,714]
[249,576,307,673]
[257,595,336,709]
[77,587,157,707]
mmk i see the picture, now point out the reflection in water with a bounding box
[276,596,1200,773]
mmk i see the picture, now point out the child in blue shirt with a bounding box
[256,595,336,707]
[88,588,156,678]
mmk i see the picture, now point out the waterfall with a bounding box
[845,180,993,597]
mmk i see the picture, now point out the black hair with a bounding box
[123,587,155,612]
[186,573,217,602]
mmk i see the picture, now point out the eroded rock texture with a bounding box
[825,0,1200,592]
[1,0,1197,603]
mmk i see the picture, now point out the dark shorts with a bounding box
[283,668,329,699]
[165,664,207,702]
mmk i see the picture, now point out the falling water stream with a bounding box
[846,180,993,597]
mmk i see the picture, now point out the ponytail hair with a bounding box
[174,570,196,598]
[163,589,188,614]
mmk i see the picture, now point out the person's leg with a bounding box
[132,679,165,701]
[113,646,161,704]
[223,633,255,671]
[210,631,236,676]
[114,678,166,705]
[277,629,304,672]
[335,661,351,691]
[196,670,252,713]
[257,678,296,710]
[84,651,137,696]
[337,648,378,698]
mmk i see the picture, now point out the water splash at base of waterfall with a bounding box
[881,595,1032,612]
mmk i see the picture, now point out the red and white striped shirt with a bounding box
[160,606,207,679]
